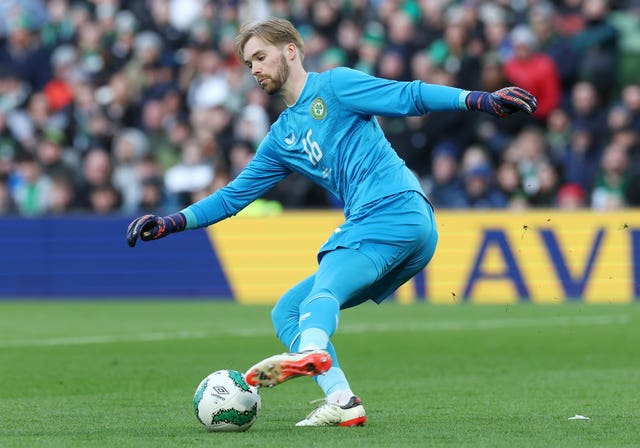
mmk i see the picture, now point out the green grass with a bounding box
[0,301,639,447]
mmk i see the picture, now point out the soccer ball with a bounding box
[193,369,261,432]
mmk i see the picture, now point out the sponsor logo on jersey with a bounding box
[311,97,326,120]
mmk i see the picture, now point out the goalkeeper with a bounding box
[127,17,536,427]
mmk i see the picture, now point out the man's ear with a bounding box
[286,42,298,61]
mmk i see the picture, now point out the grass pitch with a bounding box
[0,301,638,447]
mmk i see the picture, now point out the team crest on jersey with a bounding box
[311,97,326,120]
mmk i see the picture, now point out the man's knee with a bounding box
[271,304,299,346]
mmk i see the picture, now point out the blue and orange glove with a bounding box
[127,212,186,248]
[466,87,537,117]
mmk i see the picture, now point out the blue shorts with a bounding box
[317,190,438,306]
[270,190,438,352]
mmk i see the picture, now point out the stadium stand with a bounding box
[1,0,639,215]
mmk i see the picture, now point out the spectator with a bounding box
[164,138,215,207]
[621,83,640,130]
[560,125,600,193]
[427,18,480,89]
[69,80,112,152]
[529,2,579,107]
[138,175,176,215]
[124,30,164,99]
[460,145,508,208]
[556,182,587,209]
[0,66,31,113]
[140,98,178,170]
[228,140,254,180]
[554,0,586,37]
[101,70,142,129]
[112,128,149,214]
[480,4,511,61]
[8,91,66,153]
[43,44,78,113]
[545,108,572,162]
[40,0,76,50]
[354,24,385,75]
[610,1,640,88]
[513,126,550,200]
[568,81,609,150]
[234,104,270,149]
[385,9,419,75]
[591,143,629,210]
[0,15,52,91]
[572,0,619,101]
[35,127,75,180]
[76,20,109,83]
[75,147,113,211]
[335,19,362,68]
[530,162,561,207]
[89,183,122,214]
[495,161,525,207]
[186,49,230,109]
[12,153,51,216]
[107,10,139,74]
[503,25,561,121]
[461,162,508,209]
[376,48,407,81]
[47,174,76,214]
[148,0,187,54]
[428,142,467,208]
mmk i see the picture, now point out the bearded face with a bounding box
[243,37,292,96]
[260,53,290,95]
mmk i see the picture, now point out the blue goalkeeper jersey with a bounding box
[183,67,470,228]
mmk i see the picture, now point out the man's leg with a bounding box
[246,249,378,388]
[295,249,378,403]
[268,274,355,415]
[245,248,377,426]
[269,274,344,386]
[248,275,332,387]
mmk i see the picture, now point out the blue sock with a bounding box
[316,367,353,404]
[299,327,329,351]
[298,293,340,340]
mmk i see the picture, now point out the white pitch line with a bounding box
[0,314,630,348]
[339,314,631,334]
[0,330,209,348]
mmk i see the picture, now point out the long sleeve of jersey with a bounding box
[329,67,470,116]
[180,145,290,229]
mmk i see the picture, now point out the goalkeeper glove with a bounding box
[466,87,537,117]
[127,212,186,248]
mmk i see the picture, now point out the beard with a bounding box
[260,54,290,95]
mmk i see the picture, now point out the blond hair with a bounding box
[234,17,305,62]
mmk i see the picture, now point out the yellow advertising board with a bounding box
[208,210,640,304]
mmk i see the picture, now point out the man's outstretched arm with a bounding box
[127,142,290,248]
[330,67,537,117]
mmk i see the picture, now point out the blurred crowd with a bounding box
[1,0,640,217]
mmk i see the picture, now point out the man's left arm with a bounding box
[329,67,537,118]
